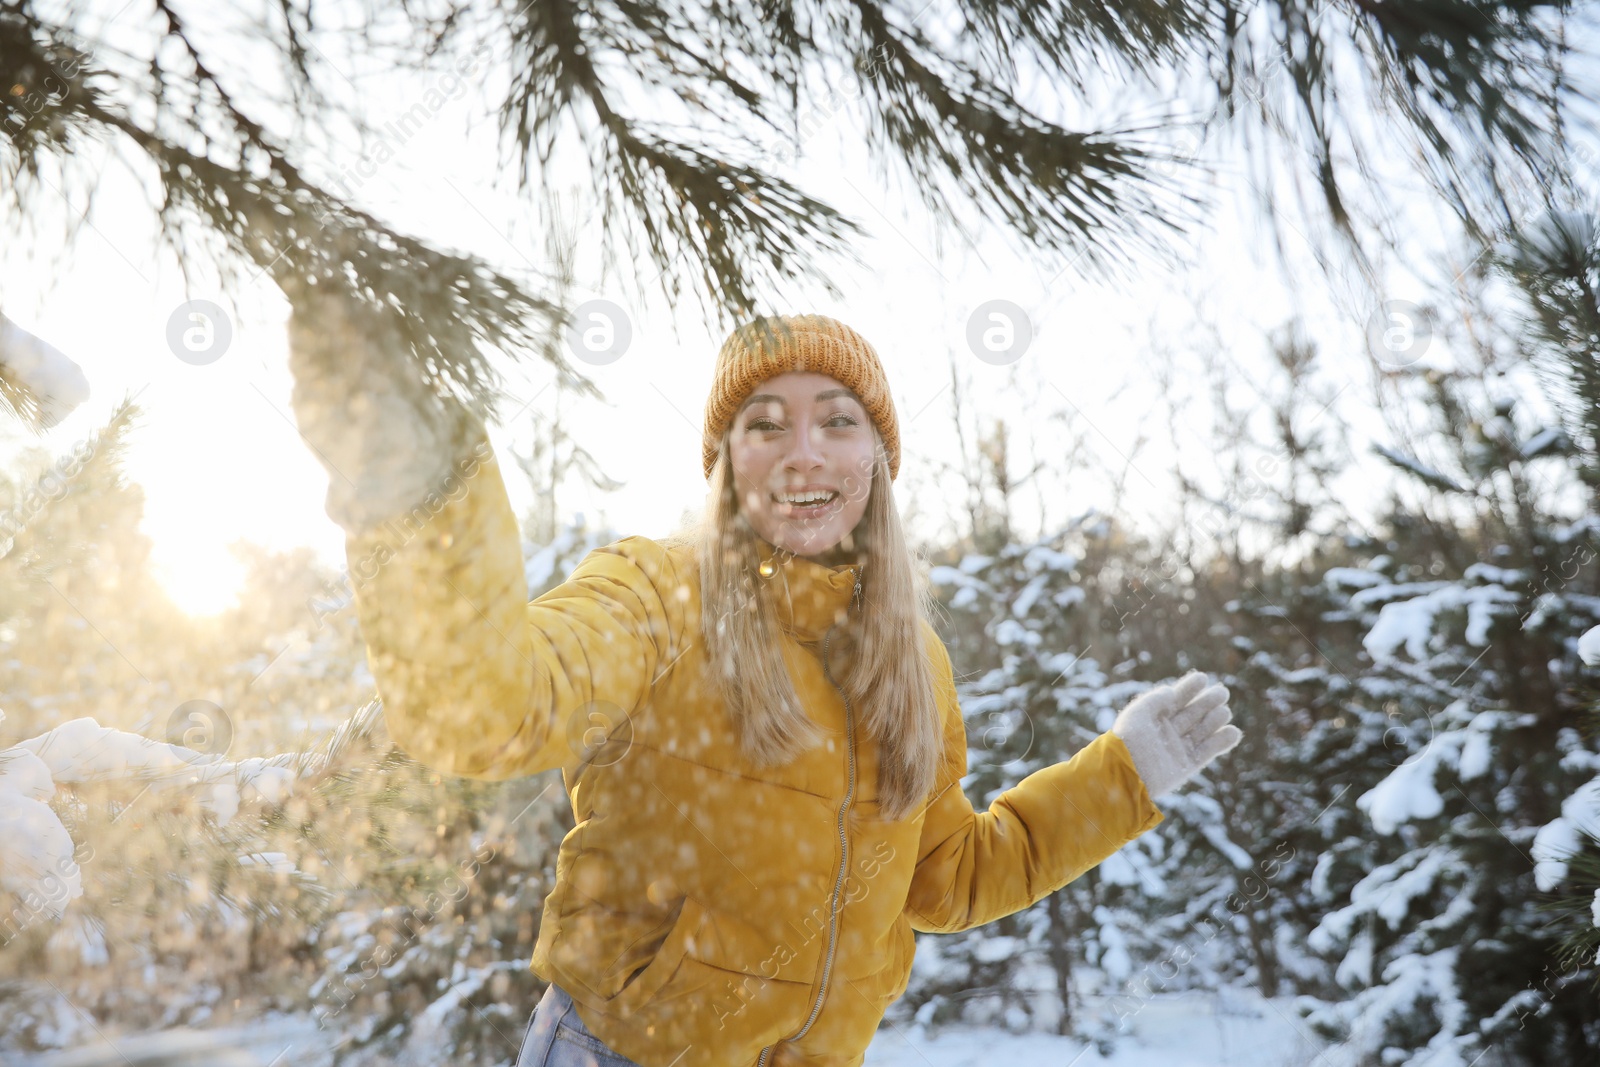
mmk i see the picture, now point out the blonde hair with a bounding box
[661,427,943,821]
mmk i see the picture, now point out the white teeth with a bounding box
[777,491,836,506]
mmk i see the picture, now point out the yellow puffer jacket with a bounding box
[343,451,1165,1067]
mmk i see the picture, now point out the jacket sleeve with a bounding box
[342,445,685,781]
[903,626,1165,933]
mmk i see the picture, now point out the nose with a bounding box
[782,420,825,473]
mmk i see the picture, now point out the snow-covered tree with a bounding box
[892,401,1309,1050]
[1286,284,1600,1059]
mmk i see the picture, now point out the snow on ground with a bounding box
[16,988,1341,1067]
[867,989,1340,1067]
[16,1012,334,1067]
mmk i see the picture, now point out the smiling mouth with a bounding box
[772,491,840,515]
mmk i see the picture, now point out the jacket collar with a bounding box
[754,536,863,644]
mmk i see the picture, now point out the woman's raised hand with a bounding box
[1110,670,1242,800]
[286,286,484,533]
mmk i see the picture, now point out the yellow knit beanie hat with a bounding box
[702,314,901,482]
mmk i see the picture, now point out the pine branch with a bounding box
[1372,442,1470,493]
[1,1,582,417]
[1496,209,1600,494]
[4,0,1591,384]
[845,0,1204,277]
[954,0,1208,86]
[1216,0,1573,276]
[501,0,868,323]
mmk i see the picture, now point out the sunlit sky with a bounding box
[3,2,1577,616]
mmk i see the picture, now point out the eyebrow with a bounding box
[741,388,860,409]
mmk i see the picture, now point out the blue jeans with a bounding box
[515,981,644,1067]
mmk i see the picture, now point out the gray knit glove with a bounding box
[286,285,486,533]
[1111,670,1241,800]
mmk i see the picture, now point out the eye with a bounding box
[746,417,781,432]
[827,414,858,427]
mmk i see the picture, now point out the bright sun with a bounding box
[154,541,248,617]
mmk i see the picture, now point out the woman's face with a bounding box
[729,371,874,560]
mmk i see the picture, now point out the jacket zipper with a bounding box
[756,567,862,1067]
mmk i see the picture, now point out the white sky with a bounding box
[2,2,1587,615]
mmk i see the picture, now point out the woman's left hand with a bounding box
[1110,670,1242,800]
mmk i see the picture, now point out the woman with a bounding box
[287,306,1241,1067]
